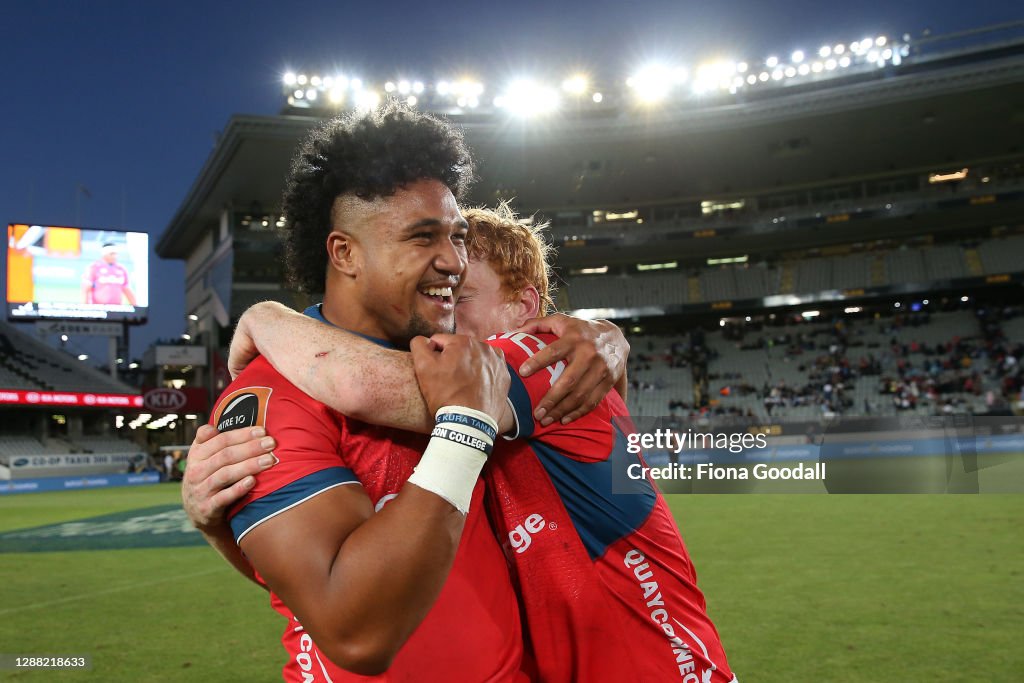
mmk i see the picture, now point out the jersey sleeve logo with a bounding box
[215,386,273,432]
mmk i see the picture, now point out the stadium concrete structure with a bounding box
[157,26,1024,421]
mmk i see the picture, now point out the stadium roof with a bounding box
[158,38,1024,260]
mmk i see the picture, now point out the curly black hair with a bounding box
[279,101,474,293]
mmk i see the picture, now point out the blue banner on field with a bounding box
[0,472,160,495]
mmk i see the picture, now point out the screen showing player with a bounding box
[6,224,149,324]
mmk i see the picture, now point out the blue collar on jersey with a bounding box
[303,304,395,349]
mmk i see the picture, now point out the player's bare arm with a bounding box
[515,313,630,424]
[237,336,509,675]
[230,300,626,431]
[181,424,277,586]
[229,300,439,433]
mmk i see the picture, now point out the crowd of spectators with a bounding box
[628,302,1024,419]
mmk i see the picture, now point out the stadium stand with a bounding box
[153,24,1024,434]
[624,305,1022,420]
[0,319,137,395]
[564,235,1024,309]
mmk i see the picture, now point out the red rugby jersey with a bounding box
[84,261,130,304]
[484,331,736,683]
[215,354,527,683]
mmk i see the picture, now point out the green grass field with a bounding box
[1,485,1021,682]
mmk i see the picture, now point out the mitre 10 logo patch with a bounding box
[214,386,273,432]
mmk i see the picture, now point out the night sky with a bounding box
[1,0,1019,361]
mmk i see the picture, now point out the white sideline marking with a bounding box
[0,567,225,616]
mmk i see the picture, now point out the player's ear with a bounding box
[514,285,541,320]
[326,230,359,277]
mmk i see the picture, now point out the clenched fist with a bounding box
[410,334,509,421]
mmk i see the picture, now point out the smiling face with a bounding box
[323,178,469,347]
[455,259,534,340]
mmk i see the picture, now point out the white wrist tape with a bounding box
[407,406,499,515]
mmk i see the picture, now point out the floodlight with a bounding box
[736,62,748,73]
[305,88,317,101]
[294,89,305,99]
[592,92,603,103]
[406,95,418,106]
[839,56,851,68]
[310,75,322,86]
[811,62,824,73]
[437,80,450,95]
[562,74,589,95]
[798,63,811,75]
[765,56,779,67]
[413,81,424,93]
[297,74,308,85]
[498,79,560,116]
[354,89,380,111]
[350,77,363,90]
[746,74,757,84]
[791,50,804,63]
[784,66,796,78]
[329,88,344,104]
[398,80,411,95]
[875,36,887,47]
[627,64,675,103]
[819,46,831,58]
[78,354,89,360]
[283,72,297,85]
[385,81,396,92]
[693,61,735,93]
[834,44,846,55]
[771,69,783,80]
[825,59,837,70]
[758,71,770,82]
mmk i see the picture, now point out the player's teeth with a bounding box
[422,287,452,297]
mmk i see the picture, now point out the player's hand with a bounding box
[514,314,629,426]
[411,334,509,422]
[182,424,277,531]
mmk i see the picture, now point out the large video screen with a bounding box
[6,224,149,323]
